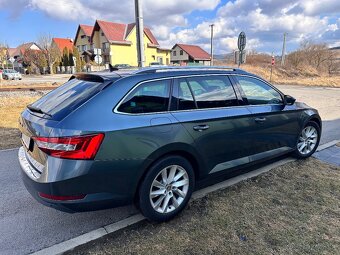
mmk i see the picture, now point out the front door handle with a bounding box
[193,125,210,132]
[255,117,267,123]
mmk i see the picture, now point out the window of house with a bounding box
[173,51,177,56]
[118,80,171,114]
[180,50,184,55]
[102,42,109,49]
[81,45,87,51]
[101,32,105,36]
[81,35,86,39]
[235,76,283,105]
[186,76,238,109]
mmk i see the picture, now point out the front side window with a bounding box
[235,76,283,105]
[118,80,171,114]
[173,51,177,56]
[186,76,238,109]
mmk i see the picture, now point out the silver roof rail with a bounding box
[133,66,247,74]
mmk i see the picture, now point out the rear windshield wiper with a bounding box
[27,105,52,117]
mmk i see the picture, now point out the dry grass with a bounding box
[0,95,41,128]
[243,65,340,87]
[0,94,41,149]
[0,82,61,89]
[215,61,340,87]
[68,158,340,255]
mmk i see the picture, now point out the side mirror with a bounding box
[284,95,296,105]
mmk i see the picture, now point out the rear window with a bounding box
[30,78,109,121]
[118,79,171,114]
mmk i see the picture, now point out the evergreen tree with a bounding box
[73,46,82,72]
[62,47,69,66]
[69,52,74,66]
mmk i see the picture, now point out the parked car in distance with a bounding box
[149,62,165,67]
[3,69,22,80]
[18,66,322,222]
[113,64,132,69]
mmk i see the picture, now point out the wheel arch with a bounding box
[308,116,322,130]
[134,143,205,201]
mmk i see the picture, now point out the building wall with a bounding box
[75,28,91,53]
[109,26,170,66]
[92,28,109,50]
[171,45,189,62]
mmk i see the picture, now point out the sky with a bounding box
[0,0,339,54]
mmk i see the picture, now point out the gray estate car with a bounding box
[18,67,321,222]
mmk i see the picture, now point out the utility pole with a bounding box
[209,24,214,66]
[135,0,145,67]
[281,32,287,66]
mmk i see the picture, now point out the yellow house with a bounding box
[91,20,170,66]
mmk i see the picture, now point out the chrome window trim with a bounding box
[113,73,286,116]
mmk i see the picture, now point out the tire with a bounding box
[293,121,321,159]
[138,155,195,222]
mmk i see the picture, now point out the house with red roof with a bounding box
[74,24,94,63]
[171,44,211,66]
[52,38,74,54]
[76,20,170,66]
[6,42,41,70]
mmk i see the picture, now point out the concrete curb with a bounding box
[28,140,340,255]
[32,214,145,255]
[316,140,339,152]
[0,147,19,152]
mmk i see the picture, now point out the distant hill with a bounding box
[213,53,234,61]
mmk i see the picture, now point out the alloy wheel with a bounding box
[149,165,189,214]
[297,126,318,155]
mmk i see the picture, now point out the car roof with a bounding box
[73,66,253,82]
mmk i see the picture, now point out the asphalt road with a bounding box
[0,84,339,255]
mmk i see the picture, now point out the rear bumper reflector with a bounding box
[38,192,86,201]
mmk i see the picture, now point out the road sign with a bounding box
[271,56,275,65]
[235,51,246,64]
[94,55,102,64]
[238,32,246,51]
[9,57,15,63]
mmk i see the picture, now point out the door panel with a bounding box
[171,76,255,177]
[171,107,254,176]
[233,75,301,154]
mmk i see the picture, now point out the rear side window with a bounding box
[235,76,283,105]
[30,78,108,121]
[186,76,238,109]
[177,79,196,110]
[118,80,171,114]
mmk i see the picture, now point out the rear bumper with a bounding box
[18,147,141,212]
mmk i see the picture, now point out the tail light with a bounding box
[33,133,104,160]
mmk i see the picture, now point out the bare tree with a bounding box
[0,43,9,69]
[287,50,304,69]
[324,49,339,76]
[37,34,60,74]
[23,49,47,73]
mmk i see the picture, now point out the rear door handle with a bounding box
[193,125,210,132]
[255,117,267,123]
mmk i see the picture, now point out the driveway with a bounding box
[0,84,339,255]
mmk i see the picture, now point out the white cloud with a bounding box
[1,0,339,52]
